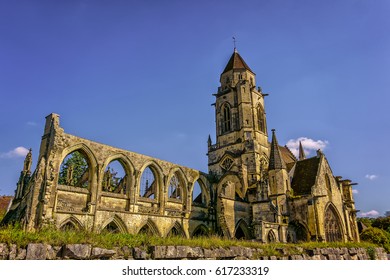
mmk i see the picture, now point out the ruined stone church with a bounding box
[3,49,359,243]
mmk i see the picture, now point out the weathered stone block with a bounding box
[0,243,9,260]
[8,244,17,260]
[91,247,116,259]
[26,243,47,260]
[203,248,217,258]
[349,248,357,255]
[340,247,348,255]
[151,246,166,259]
[133,247,148,260]
[62,244,91,260]
[47,245,62,260]
[327,254,337,260]
[165,246,177,259]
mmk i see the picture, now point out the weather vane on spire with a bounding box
[233,36,237,51]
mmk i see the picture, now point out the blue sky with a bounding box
[1,0,389,217]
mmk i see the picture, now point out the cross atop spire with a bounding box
[233,36,237,52]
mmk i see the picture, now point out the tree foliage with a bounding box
[58,151,89,188]
[371,217,390,233]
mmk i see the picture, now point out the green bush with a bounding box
[360,227,390,251]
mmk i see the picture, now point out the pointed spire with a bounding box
[207,134,212,147]
[23,148,32,173]
[222,50,254,74]
[298,141,306,160]
[268,129,286,170]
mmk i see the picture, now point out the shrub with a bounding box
[360,227,390,251]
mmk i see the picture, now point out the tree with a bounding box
[372,217,390,234]
[360,227,390,253]
[58,151,89,188]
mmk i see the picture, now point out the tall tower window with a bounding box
[222,104,231,133]
[257,105,266,133]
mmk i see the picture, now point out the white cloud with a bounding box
[365,174,378,180]
[26,121,37,126]
[286,137,329,158]
[352,189,359,194]
[0,146,29,158]
[359,210,380,218]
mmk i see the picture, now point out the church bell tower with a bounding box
[207,49,270,196]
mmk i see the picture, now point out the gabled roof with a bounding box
[222,50,254,74]
[280,145,297,172]
[291,156,321,195]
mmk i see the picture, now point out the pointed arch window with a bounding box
[102,160,128,194]
[58,150,90,188]
[324,205,343,242]
[221,104,231,133]
[192,180,207,206]
[257,105,266,133]
[140,166,157,199]
[168,172,184,200]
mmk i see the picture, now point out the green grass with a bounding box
[0,223,379,256]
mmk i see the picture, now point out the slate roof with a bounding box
[291,156,321,195]
[280,145,297,172]
[222,50,254,74]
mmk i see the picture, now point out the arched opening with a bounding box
[102,160,128,194]
[257,105,266,133]
[138,224,153,236]
[324,204,343,242]
[168,172,183,200]
[167,222,185,237]
[221,104,231,133]
[140,166,158,199]
[267,230,276,243]
[192,225,209,238]
[60,221,78,231]
[288,221,308,243]
[104,221,120,233]
[235,220,250,240]
[192,180,206,206]
[58,150,90,188]
[235,227,246,240]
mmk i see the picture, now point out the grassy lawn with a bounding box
[0,222,377,256]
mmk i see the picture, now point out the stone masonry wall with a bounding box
[0,243,388,260]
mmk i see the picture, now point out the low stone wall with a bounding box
[0,243,388,260]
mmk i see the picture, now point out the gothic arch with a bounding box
[101,154,134,194]
[217,174,244,199]
[166,221,186,238]
[191,224,209,238]
[60,143,98,171]
[288,220,309,243]
[138,161,164,200]
[256,103,267,133]
[58,143,98,190]
[324,203,344,242]
[234,219,250,240]
[137,219,161,236]
[191,177,210,207]
[167,167,188,201]
[59,216,83,231]
[267,229,276,243]
[101,215,127,234]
